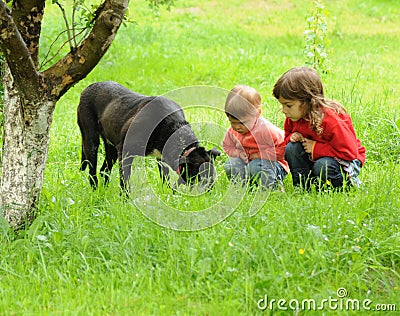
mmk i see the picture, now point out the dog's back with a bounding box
[78,81,145,115]
[78,82,143,145]
[78,81,188,147]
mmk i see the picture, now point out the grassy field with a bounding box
[1,0,400,314]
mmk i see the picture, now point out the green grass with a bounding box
[1,0,400,314]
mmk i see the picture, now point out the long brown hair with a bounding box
[273,67,346,135]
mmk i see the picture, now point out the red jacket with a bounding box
[284,109,366,165]
[223,117,290,173]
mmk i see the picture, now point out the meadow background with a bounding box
[1,0,399,314]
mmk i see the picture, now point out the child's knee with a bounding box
[312,159,328,175]
[248,159,276,177]
[285,142,304,158]
[224,158,245,177]
[312,158,342,181]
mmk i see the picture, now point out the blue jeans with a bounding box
[224,158,287,189]
[285,142,346,189]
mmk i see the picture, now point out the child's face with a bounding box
[278,96,304,121]
[228,115,257,134]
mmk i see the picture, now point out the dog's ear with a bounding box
[208,147,221,159]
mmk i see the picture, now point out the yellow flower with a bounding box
[299,248,305,255]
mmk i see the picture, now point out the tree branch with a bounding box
[42,0,129,99]
[11,0,45,65]
[55,1,76,54]
[0,0,41,100]
[39,27,88,71]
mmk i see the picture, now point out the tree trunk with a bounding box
[1,68,54,229]
[0,0,130,229]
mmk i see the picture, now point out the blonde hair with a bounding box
[273,67,346,135]
[225,85,261,121]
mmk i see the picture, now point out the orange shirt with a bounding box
[223,117,289,173]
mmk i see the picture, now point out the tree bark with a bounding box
[1,67,54,228]
[0,1,41,100]
[0,0,129,229]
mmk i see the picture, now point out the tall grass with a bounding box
[1,0,399,314]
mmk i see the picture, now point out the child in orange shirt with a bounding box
[223,85,289,189]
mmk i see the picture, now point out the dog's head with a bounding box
[177,146,221,188]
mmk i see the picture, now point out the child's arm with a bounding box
[312,115,359,161]
[256,122,286,161]
[283,118,296,144]
[222,131,247,161]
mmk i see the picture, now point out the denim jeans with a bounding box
[285,141,346,189]
[224,158,287,188]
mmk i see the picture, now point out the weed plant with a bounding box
[1,0,399,315]
[304,0,331,73]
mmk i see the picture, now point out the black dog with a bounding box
[77,81,220,190]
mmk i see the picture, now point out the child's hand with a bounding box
[290,132,304,142]
[302,138,315,154]
[239,151,249,163]
[249,152,259,161]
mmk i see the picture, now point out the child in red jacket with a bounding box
[273,66,366,190]
[223,85,289,189]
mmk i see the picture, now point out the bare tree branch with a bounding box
[55,1,76,53]
[39,27,88,71]
[71,0,78,49]
[42,0,129,99]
